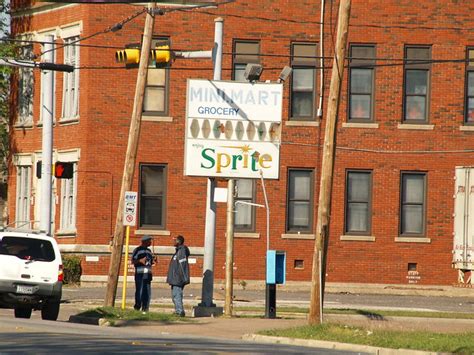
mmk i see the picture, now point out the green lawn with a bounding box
[260,323,474,353]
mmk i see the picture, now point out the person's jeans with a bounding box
[171,285,184,315]
[134,273,151,311]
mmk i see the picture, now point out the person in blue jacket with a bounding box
[166,235,190,317]
[132,235,155,312]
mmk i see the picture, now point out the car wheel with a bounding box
[14,307,32,319]
[41,301,60,321]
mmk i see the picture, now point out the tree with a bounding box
[0,0,14,220]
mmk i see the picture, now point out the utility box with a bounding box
[266,250,286,285]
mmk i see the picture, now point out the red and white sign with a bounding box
[123,191,138,226]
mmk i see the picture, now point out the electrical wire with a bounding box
[33,6,149,59]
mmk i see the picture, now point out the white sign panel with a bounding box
[185,79,283,179]
[123,191,138,226]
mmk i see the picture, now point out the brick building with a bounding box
[8,0,474,286]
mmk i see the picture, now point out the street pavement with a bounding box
[0,284,472,354]
[0,316,356,354]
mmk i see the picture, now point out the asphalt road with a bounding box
[0,317,358,354]
[63,285,474,313]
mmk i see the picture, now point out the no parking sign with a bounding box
[123,191,137,226]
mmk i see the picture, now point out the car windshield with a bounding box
[0,236,55,261]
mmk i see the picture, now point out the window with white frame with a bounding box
[234,179,255,232]
[17,44,34,126]
[62,36,79,120]
[59,162,77,232]
[15,164,31,229]
[286,169,314,232]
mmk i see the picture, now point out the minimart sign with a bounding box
[184,79,283,179]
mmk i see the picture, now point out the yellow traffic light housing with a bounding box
[115,48,141,65]
[151,45,173,68]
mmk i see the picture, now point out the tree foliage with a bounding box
[0,0,14,181]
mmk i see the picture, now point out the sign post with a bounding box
[121,191,137,310]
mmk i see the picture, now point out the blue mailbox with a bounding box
[266,250,286,285]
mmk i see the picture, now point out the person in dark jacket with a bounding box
[132,235,156,312]
[166,235,190,317]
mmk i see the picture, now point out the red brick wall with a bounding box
[9,1,474,285]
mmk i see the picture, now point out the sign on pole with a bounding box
[184,79,283,179]
[123,191,138,226]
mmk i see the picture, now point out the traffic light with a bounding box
[115,44,173,68]
[54,162,74,179]
[151,45,173,68]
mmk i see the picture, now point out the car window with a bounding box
[0,236,55,261]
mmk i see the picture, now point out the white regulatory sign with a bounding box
[123,191,138,226]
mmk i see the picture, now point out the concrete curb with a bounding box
[241,334,444,355]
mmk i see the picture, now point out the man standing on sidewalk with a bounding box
[132,235,155,313]
[166,235,190,317]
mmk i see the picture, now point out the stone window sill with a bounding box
[14,122,33,129]
[234,232,260,239]
[142,116,174,122]
[342,122,379,129]
[59,117,80,125]
[397,123,434,130]
[459,126,474,131]
[135,229,171,236]
[281,233,315,240]
[395,237,431,243]
[340,235,375,242]
[56,231,77,238]
[285,120,320,127]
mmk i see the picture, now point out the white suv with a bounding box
[0,231,63,320]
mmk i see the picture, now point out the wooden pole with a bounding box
[104,3,156,307]
[308,0,351,325]
[224,179,235,316]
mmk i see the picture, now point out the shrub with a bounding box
[62,254,82,285]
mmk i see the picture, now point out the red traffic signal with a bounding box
[54,162,74,179]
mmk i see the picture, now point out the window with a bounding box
[234,179,255,232]
[400,172,426,236]
[465,48,474,124]
[287,169,314,232]
[59,162,77,232]
[15,165,31,229]
[143,37,170,116]
[403,46,431,122]
[61,36,80,120]
[17,44,34,126]
[0,237,55,261]
[291,43,317,120]
[345,170,372,234]
[232,40,260,81]
[139,164,167,229]
[349,45,375,121]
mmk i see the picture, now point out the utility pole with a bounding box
[308,0,351,325]
[198,17,223,313]
[104,2,155,307]
[224,178,235,316]
[40,34,54,236]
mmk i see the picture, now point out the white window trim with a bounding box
[60,23,82,122]
[57,149,80,234]
[14,154,33,229]
[15,34,35,127]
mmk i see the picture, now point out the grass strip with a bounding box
[233,306,474,320]
[76,306,188,323]
[260,323,474,353]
